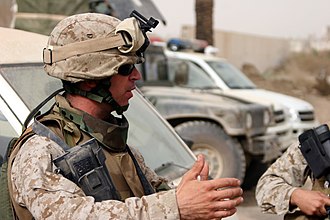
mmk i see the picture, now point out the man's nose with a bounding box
[129,68,142,81]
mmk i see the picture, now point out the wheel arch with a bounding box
[167,116,223,129]
[174,120,247,181]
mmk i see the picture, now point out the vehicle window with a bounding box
[138,47,173,87]
[0,64,62,112]
[206,61,256,89]
[125,90,195,179]
[167,58,217,88]
[0,110,17,160]
[140,50,216,89]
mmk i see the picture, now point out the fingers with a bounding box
[177,154,243,220]
[206,177,241,190]
[208,197,244,219]
[199,156,209,181]
[319,196,330,216]
[319,206,327,216]
[201,186,243,206]
[213,208,237,219]
[217,196,244,208]
[183,154,207,181]
[216,187,243,200]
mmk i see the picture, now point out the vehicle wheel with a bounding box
[175,120,246,181]
[242,158,269,190]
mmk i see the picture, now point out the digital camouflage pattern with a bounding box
[255,141,310,215]
[44,13,142,83]
[10,135,179,219]
[9,95,179,219]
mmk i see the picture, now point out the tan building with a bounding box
[0,0,17,28]
[181,25,291,73]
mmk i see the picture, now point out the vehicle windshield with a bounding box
[206,60,257,89]
[0,64,195,180]
[0,63,60,111]
[0,109,17,158]
[125,91,194,178]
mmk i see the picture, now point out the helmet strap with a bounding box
[62,81,129,115]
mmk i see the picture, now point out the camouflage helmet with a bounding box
[43,13,146,83]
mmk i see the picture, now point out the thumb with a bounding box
[183,154,205,181]
[199,158,209,181]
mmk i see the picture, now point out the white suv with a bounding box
[165,49,319,149]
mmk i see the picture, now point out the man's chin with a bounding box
[126,91,134,100]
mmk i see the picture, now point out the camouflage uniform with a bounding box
[9,12,181,219]
[10,95,180,219]
[255,141,309,215]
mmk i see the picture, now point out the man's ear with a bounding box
[78,80,98,91]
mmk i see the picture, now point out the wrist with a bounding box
[290,188,302,206]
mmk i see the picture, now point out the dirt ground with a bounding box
[242,50,330,123]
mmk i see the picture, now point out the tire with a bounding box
[175,121,246,181]
[242,159,268,190]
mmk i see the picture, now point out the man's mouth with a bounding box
[128,86,136,92]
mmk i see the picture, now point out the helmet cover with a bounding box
[44,13,145,83]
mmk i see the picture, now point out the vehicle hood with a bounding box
[141,86,257,109]
[220,89,314,111]
[140,85,269,136]
[0,27,48,64]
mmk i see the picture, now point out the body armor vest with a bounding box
[8,95,155,219]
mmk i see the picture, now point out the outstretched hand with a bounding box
[176,154,244,220]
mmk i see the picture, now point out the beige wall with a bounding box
[181,25,290,73]
[0,0,17,28]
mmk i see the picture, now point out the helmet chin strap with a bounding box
[62,81,129,115]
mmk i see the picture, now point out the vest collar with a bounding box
[54,95,128,152]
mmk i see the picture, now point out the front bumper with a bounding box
[246,134,283,162]
[291,120,320,138]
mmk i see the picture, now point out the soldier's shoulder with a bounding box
[19,135,65,159]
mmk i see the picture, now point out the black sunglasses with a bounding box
[118,64,135,76]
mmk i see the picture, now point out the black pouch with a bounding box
[53,139,120,201]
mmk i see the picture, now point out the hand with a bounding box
[176,154,244,220]
[291,188,330,216]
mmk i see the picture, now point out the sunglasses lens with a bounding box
[119,64,134,76]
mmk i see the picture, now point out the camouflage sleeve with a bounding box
[255,141,309,215]
[11,135,179,220]
[130,146,169,189]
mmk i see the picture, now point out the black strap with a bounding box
[31,120,70,151]
[126,146,155,195]
[23,88,64,130]
[62,81,127,115]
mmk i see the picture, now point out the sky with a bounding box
[151,0,330,39]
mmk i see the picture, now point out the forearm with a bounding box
[24,188,179,220]
[12,136,179,220]
[256,173,299,214]
[255,142,308,215]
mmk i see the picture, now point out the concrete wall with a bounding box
[181,25,291,73]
